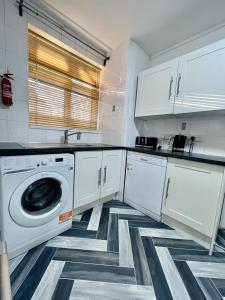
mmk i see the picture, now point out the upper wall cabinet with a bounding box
[135,59,178,117]
[135,38,225,117]
[174,39,225,114]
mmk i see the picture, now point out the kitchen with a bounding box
[1,0,225,299]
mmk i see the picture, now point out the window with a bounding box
[28,30,101,129]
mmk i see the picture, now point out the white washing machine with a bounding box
[0,153,74,259]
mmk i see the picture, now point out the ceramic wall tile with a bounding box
[4,0,27,33]
[5,25,28,57]
[0,119,8,141]
[45,130,63,143]
[0,0,5,50]
[8,120,28,142]
[28,128,47,143]
[7,98,29,122]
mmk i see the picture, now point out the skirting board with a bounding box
[162,214,212,251]
[73,194,121,215]
[124,199,161,222]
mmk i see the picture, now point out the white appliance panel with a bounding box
[124,152,167,220]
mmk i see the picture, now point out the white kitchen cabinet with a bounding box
[162,158,225,250]
[135,59,178,117]
[135,38,225,117]
[101,150,123,198]
[174,39,225,114]
[74,151,102,209]
[74,150,123,209]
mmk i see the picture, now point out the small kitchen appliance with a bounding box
[172,134,187,152]
[136,136,158,149]
[135,136,146,146]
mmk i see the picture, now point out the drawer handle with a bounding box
[165,178,170,201]
[168,76,173,100]
[140,158,148,162]
[98,168,102,186]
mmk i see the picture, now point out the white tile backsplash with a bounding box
[7,99,28,122]
[46,130,63,143]
[8,120,28,142]
[139,115,225,156]
[28,128,47,143]
[0,119,8,141]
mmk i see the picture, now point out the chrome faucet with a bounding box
[64,129,81,144]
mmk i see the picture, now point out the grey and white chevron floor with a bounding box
[9,200,225,300]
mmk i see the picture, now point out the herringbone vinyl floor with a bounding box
[10,200,225,299]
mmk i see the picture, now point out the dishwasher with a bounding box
[124,151,167,221]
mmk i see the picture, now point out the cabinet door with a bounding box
[135,59,178,117]
[174,39,225,113]
[101,150,122,198]
[74,151,102,209]
[162,159,224,237]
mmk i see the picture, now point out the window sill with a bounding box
[29,124,103,134]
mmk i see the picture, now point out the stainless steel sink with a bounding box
[68,144,94,147]
[20,143,93,148]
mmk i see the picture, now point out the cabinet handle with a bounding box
[140,158,148,162]
[165,178,170,201]
[98,168,102,186]
[176,73,181,97]
[168,76,173,100]
[104,166,107,183]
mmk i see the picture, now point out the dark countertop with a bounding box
[1,142,225,167]
[127,147,225,167]
[0,143,123,156]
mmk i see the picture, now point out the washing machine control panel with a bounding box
[0,154,74,173]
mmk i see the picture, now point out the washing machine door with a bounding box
[9,172,70,227]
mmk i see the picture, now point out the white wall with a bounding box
[138,25,225,156]
[98,40,129,145]
[0,0,102,144]
[99,40,149,146]
[123,40,149,146]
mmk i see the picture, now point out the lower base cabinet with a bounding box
[162,158,225,250]
[74,150,123,209]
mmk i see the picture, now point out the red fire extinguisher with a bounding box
[1,73,14,106]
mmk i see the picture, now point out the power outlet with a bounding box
[181,122,187,130]
[112,105,116,112]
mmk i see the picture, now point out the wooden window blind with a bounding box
[28,30,101,129]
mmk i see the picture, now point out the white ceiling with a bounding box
[43,0,225,56]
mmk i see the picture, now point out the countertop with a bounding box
[1,142,225,166]
[127,147,225,167]
[0,143,123,156]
